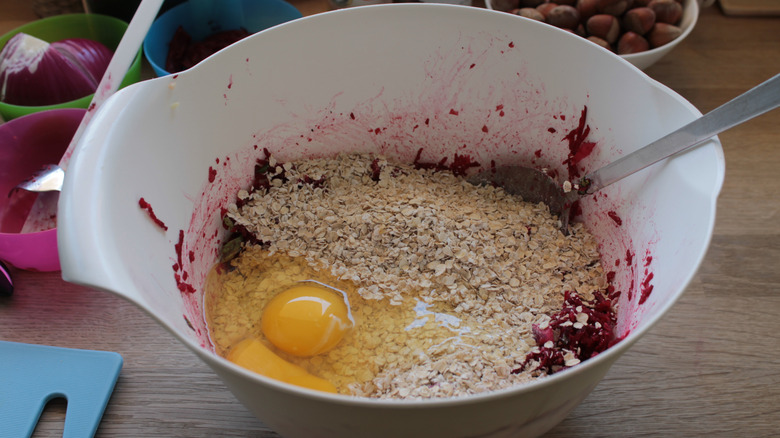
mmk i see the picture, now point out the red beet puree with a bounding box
[166,27,250,73]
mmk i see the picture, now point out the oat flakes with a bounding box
[206,152,607,399]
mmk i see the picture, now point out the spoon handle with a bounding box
[583,73,780,193]
[57,0,165,169]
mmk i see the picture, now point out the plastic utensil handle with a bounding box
[584,73,780,193]
[57,0,165,168]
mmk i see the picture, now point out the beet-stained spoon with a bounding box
[469,73,780,235]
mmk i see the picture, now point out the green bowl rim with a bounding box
[0,13,144,119]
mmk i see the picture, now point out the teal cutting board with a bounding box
[0,341,123,437]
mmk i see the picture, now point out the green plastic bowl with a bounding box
[0,13,143,121]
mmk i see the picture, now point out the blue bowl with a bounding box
[143,0,302,77]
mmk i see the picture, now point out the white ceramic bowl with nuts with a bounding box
[58,4,723,437]
[486,0,699,70]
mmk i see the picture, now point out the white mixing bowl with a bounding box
[58,4,724,437]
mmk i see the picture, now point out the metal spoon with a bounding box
[469,73,780,235]
[11,164,64,194]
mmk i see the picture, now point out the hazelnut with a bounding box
[587,36,613,51]
[492,0,522,11]
[597,0,629,16]
[617,31,650,53]
[648,0,683,24]
[516,7,546,20]
[576,0,600,19]
[519,0,546,7]
[555,0,578,5]
[623,7,656,35]
[547,5,581,29]
[536,2,560,18]
[632,0,652,6]
[648,22,682,47]
[586,14,620,44]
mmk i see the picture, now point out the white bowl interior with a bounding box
[58,5,723,437]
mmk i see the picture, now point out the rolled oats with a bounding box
[206,152,606,399]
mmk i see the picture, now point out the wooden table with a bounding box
[1,1,779,436]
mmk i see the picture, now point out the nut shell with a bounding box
[617,31,650,54]
[547,5,582,29]
[586,14,621,44]
[576,0,600,19]
[492,0,522,11]
[536,2,560,18]
[597,0,630,16]
[648,22,682,47]
[587,35,613,50]
[623,7,656,35]
[516,7,546,21]
[648,0,683,24]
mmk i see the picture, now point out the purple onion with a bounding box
[0,33,113,106]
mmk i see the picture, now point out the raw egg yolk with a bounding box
[227,338,337,393]
[261,284,353,357]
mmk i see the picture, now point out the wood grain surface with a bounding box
[1,1,779,436]
[720,0,780,17]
